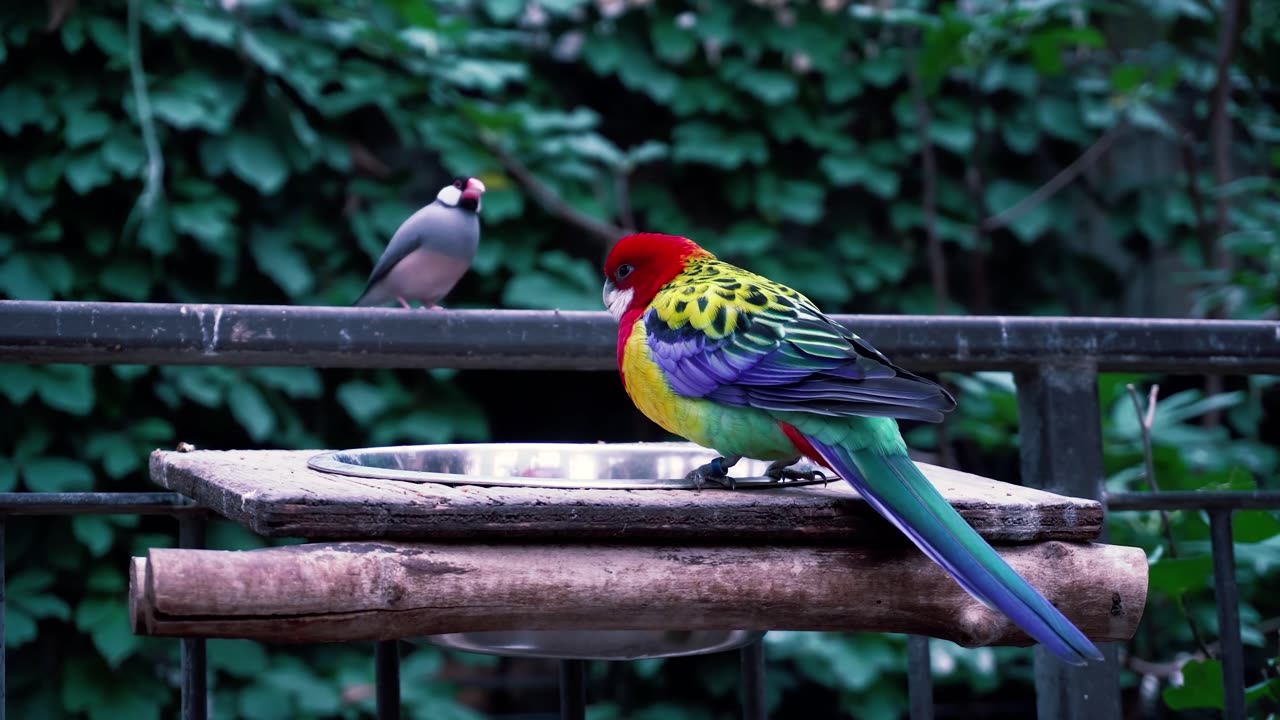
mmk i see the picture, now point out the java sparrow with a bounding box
[355,176,486,309]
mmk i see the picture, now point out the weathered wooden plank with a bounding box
[130,540,1147,646]
[149,449,1103,542]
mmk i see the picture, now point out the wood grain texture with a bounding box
[149,450,1102,543]
[130,540,1147,646]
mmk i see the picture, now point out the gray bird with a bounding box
[355,176,486,309]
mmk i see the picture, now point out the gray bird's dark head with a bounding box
[437,177,487,213]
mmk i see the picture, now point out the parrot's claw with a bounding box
[764,459,827,484]
[685,455,740,490]
[396,297,413,310]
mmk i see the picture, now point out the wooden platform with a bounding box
[149,449,1103,543]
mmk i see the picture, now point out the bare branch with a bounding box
[981,124,1121,232]
[1125,383,1214,658]
[481,138,632,247]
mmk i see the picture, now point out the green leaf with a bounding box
[337,381,390,425]
[0,456,16,492]
[36,364,96,415]
[651,20,696,63]
[228,382,276,442]
[984,180,1053,242]
[249,368,323,399]
[672,122,768,170]
[0,85,47,135]
[72,516,115,557]
[226,132,290,194]
[1148,554,1212,597]
[64,110,113,148]
[75,598,138,668]
[0,256,52,300]
[250,230,314,297]
[99,261,152,301]
[23,457,95,492]
[101,130,146,177]
[86,17,128,58]
[0,365,38,404]
[860,53,904,87]
[755,176,825,225]
[65,152,113,194]
[1163,658,1223,710]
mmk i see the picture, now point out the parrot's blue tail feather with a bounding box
[803,435,1103,666]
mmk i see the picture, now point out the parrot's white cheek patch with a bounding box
[436,185,462,206]
[604,286,634,321]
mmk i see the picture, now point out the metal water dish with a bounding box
[422,629,765,661]
[306,441,829,490]
[306,442,805,659]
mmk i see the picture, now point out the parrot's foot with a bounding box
[396,297,413,310]
[764,458,827,483]
[424,304,444,311]
[685,455,741,490]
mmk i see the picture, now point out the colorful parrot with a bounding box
[355,176,486,310]
[602,232,1102,665]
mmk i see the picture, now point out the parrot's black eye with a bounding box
[453,178,466,189]
[615,264,634,281]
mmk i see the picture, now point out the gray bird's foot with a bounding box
[396,297,413,310]
[424,304,444,311]
[764,457,827,483]
[685,455,741,490]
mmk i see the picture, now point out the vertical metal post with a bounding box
[1,519,6,720]
[739,639,766,720]
[907,636,933,720]
[1209,510,1245,720]
[375,640,401,720]
[178,513,207,720]
[559,659,586,720]
[1015,364,1122,720]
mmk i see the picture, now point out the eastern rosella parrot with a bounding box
[602,232,1101,665]
[356,176,486,309]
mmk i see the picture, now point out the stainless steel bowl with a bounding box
[307,441,829,490]
[421,629,766,661]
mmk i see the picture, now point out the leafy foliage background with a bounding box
[1,0,1278,717]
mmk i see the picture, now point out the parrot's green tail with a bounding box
[804,436,1103,665]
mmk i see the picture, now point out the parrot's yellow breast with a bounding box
[620,318,720,449]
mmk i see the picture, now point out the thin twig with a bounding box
[481,137,632,246]
[981,124,1122,232]
[123,0,165,239]
[1126,383,1215,658]
[1210,0,1241,273]
[1124,617,1280,678]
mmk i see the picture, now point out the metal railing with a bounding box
[1,300,1278,720]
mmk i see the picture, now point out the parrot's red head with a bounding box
[602,233,712,322]
[439,176,487,212]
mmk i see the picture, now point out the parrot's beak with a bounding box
[602,279,633,321]
[462,178,486,201]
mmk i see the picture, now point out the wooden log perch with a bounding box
[149,450,1103,543]
[130,540,1147,648]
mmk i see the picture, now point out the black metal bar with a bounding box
[179,513,207,720]
[559,659,586,720]
[1210,510,1246,720]
[1107,490,1280,511]
[1015,364,1122,720]
[739,640,766,720]
[907,636,933,720]
[1,519,6,720]
[0,492,197,515]
[1,301,1277,373]
[375,640,401,720]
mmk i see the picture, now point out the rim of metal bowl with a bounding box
[419,629,767,660]
[305,442,833,490]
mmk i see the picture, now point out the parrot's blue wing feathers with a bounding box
[643,275,954,422]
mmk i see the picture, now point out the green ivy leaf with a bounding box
[75,597,138,668]
[36,364,95,415]
[0,85,47,135]
[337,380,390,425]
[227,382,276,442]
[226,132,290,194]
[99,261,152,301]
[22,457,95,492]
[1147,554,1213,597]
[1163,658,1223,710]
[250,230,314,297]
[65,152,113,194]
[64,111,112,148]
[651,20,696,63]
[72,516,115,557]
[0,255,52,300]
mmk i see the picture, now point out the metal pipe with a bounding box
[1107,490,1280,511]
[559,659,586,720]
[375,640,401,720]
[179,513,207,720]
[0,492,197,515]
[739,640,766,720]
[907,636,933,720]
[1209,511,1246,720]
[2,301,1276,373]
